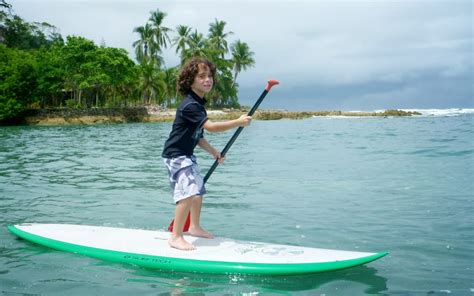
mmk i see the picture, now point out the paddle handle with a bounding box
[203,79,279,183]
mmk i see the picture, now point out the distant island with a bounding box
[7,107,421,125]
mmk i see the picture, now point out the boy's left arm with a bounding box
[198,138,224,163]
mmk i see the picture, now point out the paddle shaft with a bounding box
[169,80,279,232]
[204,83,277,183]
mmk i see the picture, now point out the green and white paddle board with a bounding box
[7,223,387,275]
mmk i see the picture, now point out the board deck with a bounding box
[8,224,387,275]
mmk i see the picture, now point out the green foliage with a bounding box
[135,9,255,108]
[0,44,38,120]
[0,12,63,50]
[35,45,67,107]
[0,9,256,122]
[231,40,255,85]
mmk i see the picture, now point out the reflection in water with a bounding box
[127,265,388,294]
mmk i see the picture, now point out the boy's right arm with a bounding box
[203,115,252,133]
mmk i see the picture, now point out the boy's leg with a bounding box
[169,197,196,250]
[189,196,214,238]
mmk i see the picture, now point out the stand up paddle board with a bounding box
[7,224,387,275]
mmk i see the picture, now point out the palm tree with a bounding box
[184,29,207,60]
[133,10,171,106]
[132,23,156,63]
[172,25,191,61]
[138,60,166,105]
[230,40,255,87]
[208,19,233,59]
[161,67,178,107]
[148,9,172,53]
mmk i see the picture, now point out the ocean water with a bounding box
[0,109,473,295]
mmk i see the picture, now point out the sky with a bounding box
[9,0,474,111]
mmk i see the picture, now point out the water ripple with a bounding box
[1,117,473,294]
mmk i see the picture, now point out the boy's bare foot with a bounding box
[168,236,196,251]
[189,226,214,239]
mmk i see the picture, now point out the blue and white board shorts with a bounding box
[163,155,206,204]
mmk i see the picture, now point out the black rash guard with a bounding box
[162,91,208,158]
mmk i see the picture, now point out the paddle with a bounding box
[168,79,279,232]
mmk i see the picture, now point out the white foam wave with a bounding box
[313,108,474,119]
[401,108,474,117]
[321,115,370,119]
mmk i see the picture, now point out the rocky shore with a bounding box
[7,107,421,126]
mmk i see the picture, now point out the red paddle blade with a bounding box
[168,213,191,232]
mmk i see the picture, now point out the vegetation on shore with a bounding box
[10,108,421,126]
[0,3,421,127]
[0,5,255,122]
[250,109,422,120]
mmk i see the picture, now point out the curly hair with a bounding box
[177,57,216,96]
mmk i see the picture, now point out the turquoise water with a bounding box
[1,111,473,295]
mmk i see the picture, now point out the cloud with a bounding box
[11,0,473,109]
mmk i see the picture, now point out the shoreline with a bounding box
[4,107,421,126]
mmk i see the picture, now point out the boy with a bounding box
[162,57,252,251]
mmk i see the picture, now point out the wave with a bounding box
[391,108,474,117]
[313,108,474,119]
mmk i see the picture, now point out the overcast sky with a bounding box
[10,0,473,110]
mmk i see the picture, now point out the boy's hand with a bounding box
[238,115,252,127]
[212,149,225,164]
[217,155,225,164]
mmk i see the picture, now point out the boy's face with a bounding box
[191,63,214,98]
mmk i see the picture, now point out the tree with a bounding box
[205,20,238,107]
[0,45,38,120]
[173,25,191,62]
[132,10,173,104]
[148,9,171,54]
[59,36,98,107]
[0,9,257,115]
[132,10,255,109]
[134,9,171,67]
[160,66,178,107]
[133,23,156,64]
[183,29,207,60]
[208,19,233,59]
[230,40,255,87]
[138,60,166,105]
[209,66,238,108]
[35,44,67,107]
[0,13,62,50]
[80,46,136,107]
